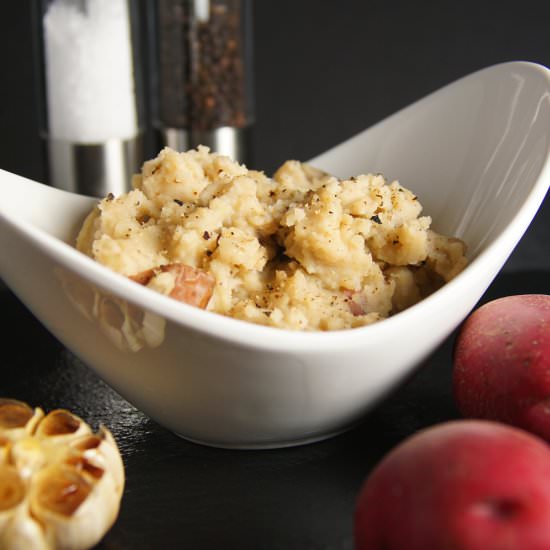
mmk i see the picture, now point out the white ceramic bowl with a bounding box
[1,61,549,448]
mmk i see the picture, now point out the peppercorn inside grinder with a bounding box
[154,0,254,163]
[33,0,146,197]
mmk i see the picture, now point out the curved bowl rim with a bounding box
[1,61,549,352]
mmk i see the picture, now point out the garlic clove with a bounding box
[34,410,91,443]
[0,464,25,513]
[70,427,125,496]
[30,462,121,550]
[0,399,44,441]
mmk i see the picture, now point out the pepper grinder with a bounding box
[154,0,254,162]
[33,0,145,196]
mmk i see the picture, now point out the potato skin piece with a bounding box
[130,263,215,309]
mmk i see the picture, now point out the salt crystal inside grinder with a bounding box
[154,0,254,162]
[33,0,145,196]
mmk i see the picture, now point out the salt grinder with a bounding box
[33,0,145,196]
[154,0,254,162]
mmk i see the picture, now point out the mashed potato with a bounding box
[76,147,467,331]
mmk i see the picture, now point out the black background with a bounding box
[1,2,550,548]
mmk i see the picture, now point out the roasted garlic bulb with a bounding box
[0,399,124,549]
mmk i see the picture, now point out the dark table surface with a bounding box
[1,2,550,548]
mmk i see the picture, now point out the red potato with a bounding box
[453,294,550,440]
[354,420,550,550]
